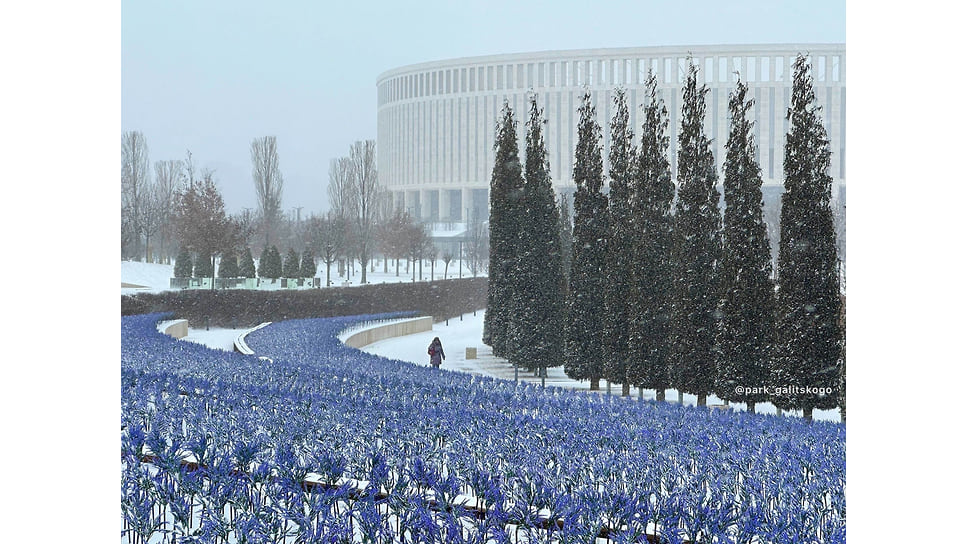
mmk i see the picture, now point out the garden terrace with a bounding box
[121,312,846,543]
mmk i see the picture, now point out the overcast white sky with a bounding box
[121,0,846,215]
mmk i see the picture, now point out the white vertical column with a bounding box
[441,188,452,221]
[461,187,472,221]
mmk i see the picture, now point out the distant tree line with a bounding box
[122,135,489,289]
[484,54,844,421]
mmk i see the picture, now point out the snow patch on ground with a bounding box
[121,259,484,296]
[121,261,175,294]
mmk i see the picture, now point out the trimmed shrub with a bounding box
[218,248,239,278]
[173,247,193,278]
[283,248,300,278]
[194,253,213,278]
[239,247,256,278]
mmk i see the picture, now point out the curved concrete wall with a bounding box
[343,316,433,349]
[161,319,188,339]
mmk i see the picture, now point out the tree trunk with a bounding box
[697,392,707,407]
[746,401,755,413]
[803,404,814,422]
[326,262,331,286]
[656,389,666,402]
[590,379,600,391]
[677,391,684,404]
[621,383,630,397]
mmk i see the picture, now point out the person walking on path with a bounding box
[428,337,445,368]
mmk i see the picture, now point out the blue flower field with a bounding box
[121,312,846,543]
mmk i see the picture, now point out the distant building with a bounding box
[376,44,846,223]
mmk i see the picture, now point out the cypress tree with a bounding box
[239,247,256,278]
[774,54,843,421]
[564,91,608,390]
[284,247,300,278]
[715,78,777,413]
[194,252,213,278]
[260,245,282,279]
[268,246,283,279]
[506,95,565,379]
[257,245,269,278]
[670,61,723,407]
[174,247,193,278]
[300,249,316,278]
[627,73,675,401]
[602,88,637,396]
[218,247,239,278]
[482,101,525,358]
[557,194,572,288]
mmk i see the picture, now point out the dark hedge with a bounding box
[121,277,488,328]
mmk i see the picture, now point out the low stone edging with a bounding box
[342,316,433,349]
[159,319,188,339]
[235,322,272,355]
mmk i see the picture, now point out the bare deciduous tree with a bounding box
[232,208,259,251]
[308,212,347,287]
[373,186,395,272]
[251,136,284,247]
[137,185,163,263]
[121,131,150,260]
[327,156,357,276]
[442,251,453,279]
[327,157,355,219]
[464,209,489,276]
[348,140,379,284]
[406,220,430,282]
[153,159,184,263]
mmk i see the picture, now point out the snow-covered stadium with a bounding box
[376,44,846,223]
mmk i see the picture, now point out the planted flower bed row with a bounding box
[121,312,846,543]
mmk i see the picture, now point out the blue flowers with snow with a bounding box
[122,312,845,543]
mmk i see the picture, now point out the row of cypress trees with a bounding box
[484,54,843,420]
[173,246,316,280]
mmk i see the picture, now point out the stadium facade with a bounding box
[376,44,845,223]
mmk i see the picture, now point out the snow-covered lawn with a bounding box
[121,259,482,296]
